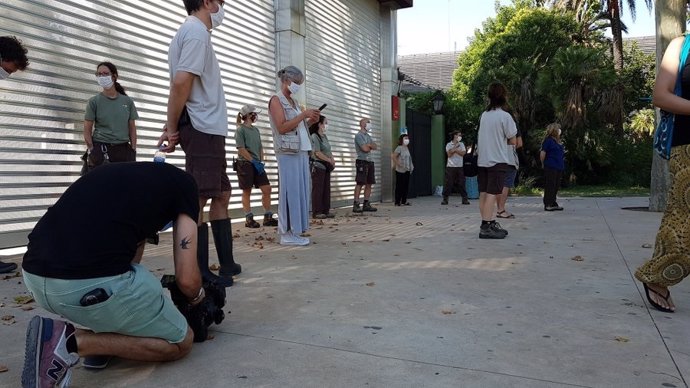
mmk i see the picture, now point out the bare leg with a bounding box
[363,184,372,200]
[496,187,509,214]
[241,189,252,214]
[260,184,272,212]
[354,185,362,201]
[75,327,194,362]
[197,197,209,226]
[208,191,231,221]
[479,192,497,221]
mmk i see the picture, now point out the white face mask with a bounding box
[403,138,410,146]
[288,81,302,95]
[557,129,562,136]
[323,124,328,132]
[0,66,9,80]
[210,2,225,29]
[97,75,114,89]
[365,123,372,131]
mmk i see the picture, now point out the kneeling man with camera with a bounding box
[20,162,222,388]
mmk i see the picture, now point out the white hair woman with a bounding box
[267,66,321,245]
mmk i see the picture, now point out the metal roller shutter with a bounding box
[304,0,382,205]
[0,0,276,248]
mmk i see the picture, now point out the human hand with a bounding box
[158,124,178,153]
[304,109,320,123]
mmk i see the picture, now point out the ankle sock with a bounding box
[245,212,253,219]
[481,220,491,226]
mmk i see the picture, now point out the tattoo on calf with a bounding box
[181,237,192,249]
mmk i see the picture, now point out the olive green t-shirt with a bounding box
[236,124,263,161]
[85,93,139,144]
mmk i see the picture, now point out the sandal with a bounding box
[643,283,675,313]
[496,211,515,219]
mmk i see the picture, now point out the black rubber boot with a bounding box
[211,218,242,286]
[197,223,227,285]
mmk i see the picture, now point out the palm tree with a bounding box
[551,0,652,70]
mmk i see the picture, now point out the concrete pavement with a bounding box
[0,196,687,388]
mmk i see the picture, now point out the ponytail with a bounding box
[236,112,244,127]
[114,81,126,96]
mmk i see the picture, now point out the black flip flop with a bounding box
[496,211,515,219]
[643,283,675,313]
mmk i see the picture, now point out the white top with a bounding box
[477,108,518,168]
[269,91,312,153]
[168,16,227,137]
[445,141,466,167]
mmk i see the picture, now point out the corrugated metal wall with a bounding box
[0,0,276,248]
[304,0,382,205]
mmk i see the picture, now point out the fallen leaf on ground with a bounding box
[614,336,629,343]
[441,310,456,315]
[20,305,34,311]
[571,256,584,262]
[641,243,652,248]
[209,264,220,271]
[0,365,8,373]
[14,295,33,305]
[255,235,265,241]
[1,315,14,321]
[366,282,375,287]
[2,272,20,280]
[415,222,423,226]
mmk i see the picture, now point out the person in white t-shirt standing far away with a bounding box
[442,131,470,205]
[476,82,518,239]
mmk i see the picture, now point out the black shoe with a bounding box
[491,222,508,236]
[245,215,260,228]
[553,203,564,211]
[462,198,470,205]
[362,201,378,212]
[545,205,558,211]
[441,198,448,205]
[197,223,230,286]
[263,214,278,226]
[0,260,17,274]
[352,202,363,213]
[479,225,506,239]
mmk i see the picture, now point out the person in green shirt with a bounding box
[83,62,138,173]
[309,115,336,219]
[235,105,278,228]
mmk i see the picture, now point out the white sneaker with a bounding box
[280,232,310,246]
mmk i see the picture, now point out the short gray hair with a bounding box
[277,66,304,83]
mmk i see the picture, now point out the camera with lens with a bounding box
[161,274,226,342]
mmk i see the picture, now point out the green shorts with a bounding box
[23,264,188,343]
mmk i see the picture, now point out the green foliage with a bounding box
[437,0,655,188]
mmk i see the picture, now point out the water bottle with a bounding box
[153,148,166,163]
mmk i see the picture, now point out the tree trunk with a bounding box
[650,0,686,212]
[609,4,625,134]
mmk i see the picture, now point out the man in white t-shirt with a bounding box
[442,131,470,205]
[158,0,241,288]
[476,82,517,239]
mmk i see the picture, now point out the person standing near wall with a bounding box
[441,131,470,205]
[158,0,241,287]
[268,66,320,245]
[391,134,414,206]
[309,115,336,219]
[235,105,278,228]
[476,82,517,239]
[83,62,138,172]
[353,118,378,213]
[0,35,29,274]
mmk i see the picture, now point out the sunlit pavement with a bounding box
[0,196,687,388]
